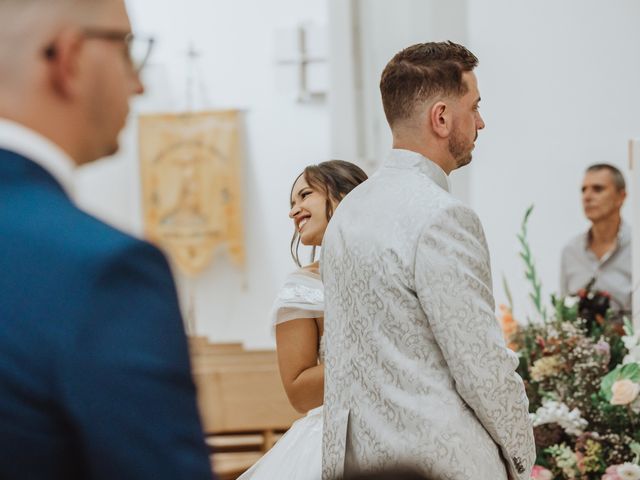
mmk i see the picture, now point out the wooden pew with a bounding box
[190,337,303,480]
[194,350,279,368]
[189,337,244,355]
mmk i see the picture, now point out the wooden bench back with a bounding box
[190,337,302,435]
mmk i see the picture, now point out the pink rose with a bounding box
[531,465,553,480]
[611,379,640,405]
[602,474,621,480]
[602,464,622,480]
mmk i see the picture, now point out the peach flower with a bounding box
[499,304,518,350]
[611,379,640,406]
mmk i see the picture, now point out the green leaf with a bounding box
[629,442,640,465]
[522,205,534,226]
[516,204,546,321]
[621,363,640,382]
[502,274,514,312]
[600,367,622,401]
[624,317,635,336]
[631,442,640,463]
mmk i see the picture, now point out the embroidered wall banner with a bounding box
[139,110,245,276]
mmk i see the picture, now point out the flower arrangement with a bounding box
[500,206,640,479]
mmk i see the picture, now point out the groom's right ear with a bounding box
[430,101,451,139]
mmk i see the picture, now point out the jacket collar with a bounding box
[383,149,450,192]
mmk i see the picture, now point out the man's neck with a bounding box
[590,216,621,244]
[589,215,621,259]
[0,98,85,167]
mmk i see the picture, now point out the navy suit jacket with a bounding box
[0,150,213,479]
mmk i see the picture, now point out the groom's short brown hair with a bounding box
[380,41,478,127]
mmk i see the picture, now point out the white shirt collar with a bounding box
[583,219,631,249]
[0,118,76,198]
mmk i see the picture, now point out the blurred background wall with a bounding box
[74,0,640,345]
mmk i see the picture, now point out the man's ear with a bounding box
[618,189,627,206]
[430,101,451,139]
[46,29,84,99]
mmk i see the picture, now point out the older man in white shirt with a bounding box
[560,164,631,312]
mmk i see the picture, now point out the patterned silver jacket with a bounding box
[321,149,535,480]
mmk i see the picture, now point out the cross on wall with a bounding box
[275,23,328,103]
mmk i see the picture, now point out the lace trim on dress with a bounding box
[278,284,324,304]
[270,269,324,328]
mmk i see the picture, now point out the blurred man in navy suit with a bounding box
[0,0,213,478]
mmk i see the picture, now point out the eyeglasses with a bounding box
[44,28,155,73]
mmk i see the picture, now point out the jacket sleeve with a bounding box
[414,203,535,480]
[59,239,213,480]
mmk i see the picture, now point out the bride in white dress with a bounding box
[238,160,367,480]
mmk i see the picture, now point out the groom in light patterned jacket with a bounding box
[321,42,535,480]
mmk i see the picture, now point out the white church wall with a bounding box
[628,140,640,329]
[75,0,330,348]
[467,0,640,320]
[74,1,640,347]
[328,0,471,199]
[331,0,640,321]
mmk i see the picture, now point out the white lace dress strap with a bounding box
[270,269,324,329]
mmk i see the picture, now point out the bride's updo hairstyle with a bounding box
[290,160,368,266]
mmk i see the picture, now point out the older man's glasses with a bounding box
[45,29,155,73]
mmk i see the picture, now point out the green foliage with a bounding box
[608,333,629,370]
[509,205,638,476]
[624,317,636,337]
[553,295,578,323]
[631,442,640,463]
[517,205,547,321]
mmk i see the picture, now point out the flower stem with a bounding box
[517,205,547,322]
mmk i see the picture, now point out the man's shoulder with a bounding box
[73,210,158,263]
[0,151,148,257]
[3,187,161,274]
[61,210,165,279]
[333,164,475,228]
[420,200,484,242]
[343,162,456,210]
[562,230,587,256]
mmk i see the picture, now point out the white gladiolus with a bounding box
[623,332,640,351]
[563,296,579,308]
[623,347,640,366]
[530,400,588,436]
[622,330,640,366]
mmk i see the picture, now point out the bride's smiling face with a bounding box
[289,175,336,246]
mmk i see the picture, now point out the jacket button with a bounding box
[513,457,525,474]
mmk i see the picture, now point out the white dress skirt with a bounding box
[237,406,322,479]
[237,269,324,480]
